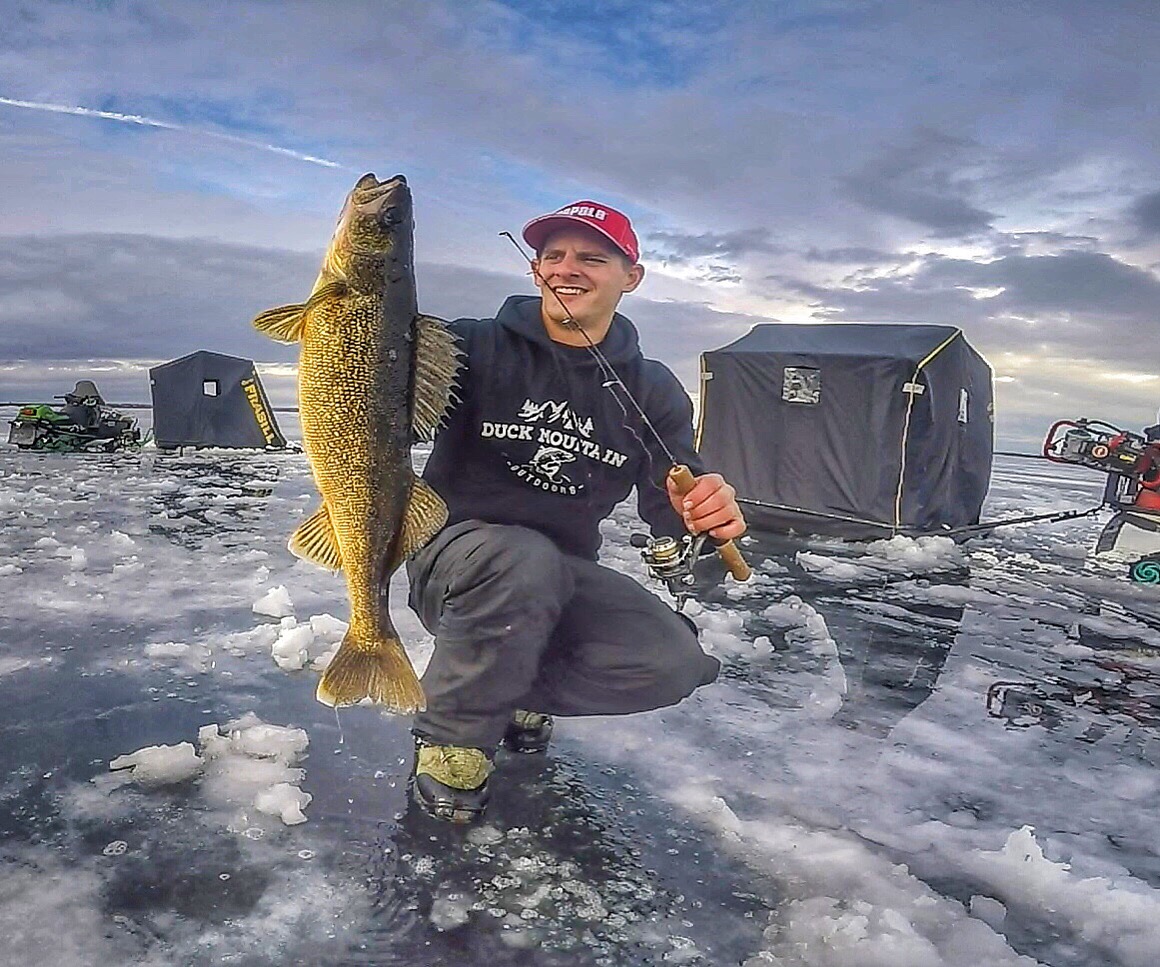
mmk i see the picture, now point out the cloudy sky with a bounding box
[2,0,1159,447]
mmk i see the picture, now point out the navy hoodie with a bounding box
[422,295,705,560]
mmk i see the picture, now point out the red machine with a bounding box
[1043,418,1160,582]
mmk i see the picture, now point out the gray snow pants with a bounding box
[405,520,721,750]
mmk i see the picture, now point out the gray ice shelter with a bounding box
[149,351,286,450]
[696,324,993,539]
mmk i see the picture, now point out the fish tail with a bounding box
[316,632,425,713]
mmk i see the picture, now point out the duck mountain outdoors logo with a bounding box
[479,397,630,495]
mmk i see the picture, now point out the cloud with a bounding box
[1128,190,1160,237]
[0,234,315,362]
[840,128,996,237]
[0,232,762,393]
[646,227,783,262]
[802,246,902,265]
[779,248,1160,370]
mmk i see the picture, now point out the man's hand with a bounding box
[666,472,747,541]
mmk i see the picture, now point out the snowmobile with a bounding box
[6,380,144,453]
[1043,417,1160,584]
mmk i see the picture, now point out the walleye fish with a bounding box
[253,173,458,711]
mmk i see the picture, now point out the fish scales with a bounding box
[253,173,459,711]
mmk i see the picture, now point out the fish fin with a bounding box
[253,303,309,343]
[316,633,425,712]
[253,280,348,343]
[411,314,462,441]
[396,476,449,562]
[288,504,342,570]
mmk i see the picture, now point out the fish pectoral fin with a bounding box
[396,477,449,563]
[253,280,348,343]
[253,303,310,343]
[288,504,342,570]
[316,633,425,712]
[411,314,463,441]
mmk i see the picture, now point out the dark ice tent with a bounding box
[696,323,993,539]
[149,351,286,450]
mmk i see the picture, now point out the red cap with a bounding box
[522,200,640,263]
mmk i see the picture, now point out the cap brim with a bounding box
[521,214,635,261]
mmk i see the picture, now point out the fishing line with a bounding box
[499,230,753,585]
[499,231,678,472]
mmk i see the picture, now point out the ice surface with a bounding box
[2,446,1159,965]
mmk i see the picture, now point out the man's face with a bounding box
[532,225,644,334]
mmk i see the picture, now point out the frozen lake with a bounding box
[1,439,1158,966]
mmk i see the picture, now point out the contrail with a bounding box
[0,96,348,169]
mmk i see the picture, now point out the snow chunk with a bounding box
[310,612,349,639]
[797,551,865,581]
[144,641,192,659]
[108,742,203,786]
[967,825,1160,966]
[199,713,309,764]
[108,530,137,550]
[864,534,964,571]
[253,782,312,825]
[253,584,294,618]
[272,622,315,670]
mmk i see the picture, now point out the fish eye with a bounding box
[380,205,402,227]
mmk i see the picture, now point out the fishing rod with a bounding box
[500,231,751,584]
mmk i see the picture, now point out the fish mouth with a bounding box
[353,172,408,199]
[350,172,411,228]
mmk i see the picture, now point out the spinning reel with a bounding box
[630,532,709,611]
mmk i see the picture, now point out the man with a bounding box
[407,200,746,822]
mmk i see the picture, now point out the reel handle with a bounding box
[668,465,752,582]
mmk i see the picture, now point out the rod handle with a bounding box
[668,465,752,582]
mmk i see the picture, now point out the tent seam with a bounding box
[895,329,962,529]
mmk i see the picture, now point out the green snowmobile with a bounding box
[7,380,144,453]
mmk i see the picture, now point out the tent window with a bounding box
[958,388,969,423]
[783,367,821,404]
[203,380,220,397]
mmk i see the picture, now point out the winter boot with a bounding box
[410,740,493,823]
[501,709,554,754]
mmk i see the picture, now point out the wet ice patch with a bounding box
[0,655,51,676]
[403,822,668,958]
[0,851,150,967]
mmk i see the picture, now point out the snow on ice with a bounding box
[1,439,1159,965]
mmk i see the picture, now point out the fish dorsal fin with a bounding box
[395,477,448,564]
[253,280,348,343]
[288,503,342,570]
[412,314,462,441]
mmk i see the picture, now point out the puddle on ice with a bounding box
[0,448,1158,965]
